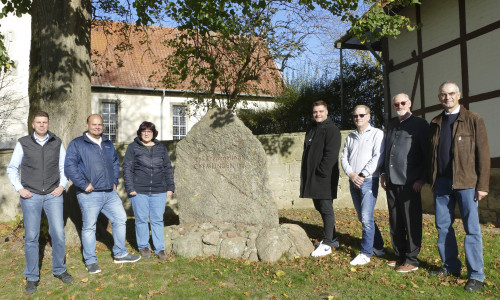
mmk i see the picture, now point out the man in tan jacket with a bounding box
[427,81,490,292]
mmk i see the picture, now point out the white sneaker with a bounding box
[311,243,332,257]
[350,253,370,265]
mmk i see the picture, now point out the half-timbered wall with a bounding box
[385,0,500,166]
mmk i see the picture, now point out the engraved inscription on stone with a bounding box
[193,155,246,170]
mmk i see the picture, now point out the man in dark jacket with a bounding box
[381,93,429,273]
[7,111,73,294]
[65,114,140,274]
[300,100,341,257]
[427,81,490,292]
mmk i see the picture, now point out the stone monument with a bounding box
[166,108,313,262]
[175,107,278,227]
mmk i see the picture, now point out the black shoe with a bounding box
[54,271,74,284]
[464,279,483,292]
[86,263,102,274]
[429,268,460,277]
[25,280,38,295]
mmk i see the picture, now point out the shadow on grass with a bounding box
[126,210,180,252]
[279,216,363,257]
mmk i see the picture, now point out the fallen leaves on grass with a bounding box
[275,270,285,278]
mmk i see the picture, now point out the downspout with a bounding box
[365,43,389,129]
[337,43,344,128]
[161,89,165,140]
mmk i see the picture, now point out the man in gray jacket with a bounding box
[381,93,429,273]
[341,105,385,266]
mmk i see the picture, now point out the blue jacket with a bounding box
[122,137,175,194]
[65,132,119,194]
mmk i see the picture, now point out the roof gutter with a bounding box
[91,84,276,99]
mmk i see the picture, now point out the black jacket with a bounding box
[300,118,341,199]
[122,138,175,194]
[384,114,429,185]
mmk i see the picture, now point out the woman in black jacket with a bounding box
[123,121,175,260]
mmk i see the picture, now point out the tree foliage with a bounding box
[158,1,287,111]
[239,61,383,134]
[134,1,318,111]
[129,0,418,111]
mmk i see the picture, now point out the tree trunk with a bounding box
[28,0,91,146]
[28,0,92,246]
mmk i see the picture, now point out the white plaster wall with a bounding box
[388,64,421,111]
[466,0,500,33]
[470,98,500,158]
[422,45,461,108]
[467,29,500,97]
[91,92,197,142]
[387,6,418,66]
[92,91,275,142]
[0,13,31,149]
[389,63,421,112]
[420,0,459,52]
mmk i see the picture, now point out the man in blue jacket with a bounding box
[65,114,140,274]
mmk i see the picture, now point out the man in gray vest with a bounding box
[381,93,429,273]
[7,111,73,295]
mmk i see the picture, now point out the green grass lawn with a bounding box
[0,208,498,299]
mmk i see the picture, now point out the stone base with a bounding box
[164,222,314,262]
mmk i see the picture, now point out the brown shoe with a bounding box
[157,250,169,261]
[387,259,404,267]
[387,260,398,267]
[396,263,418,273]
[140,248,152,258]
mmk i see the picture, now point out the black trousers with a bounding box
[386,182,422,266]
[313,199,338,247]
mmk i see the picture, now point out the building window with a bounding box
[172,105,187,140]
[102,102,118,142]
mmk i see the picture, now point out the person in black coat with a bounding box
[300,100,342,257]
[123,121,175,261]
[381,93,428,273]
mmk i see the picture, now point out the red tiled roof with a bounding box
[91,21,283,96]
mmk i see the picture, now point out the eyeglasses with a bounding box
[439,92,457,98]
[352,114,367,119]
[393,101,408,108]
